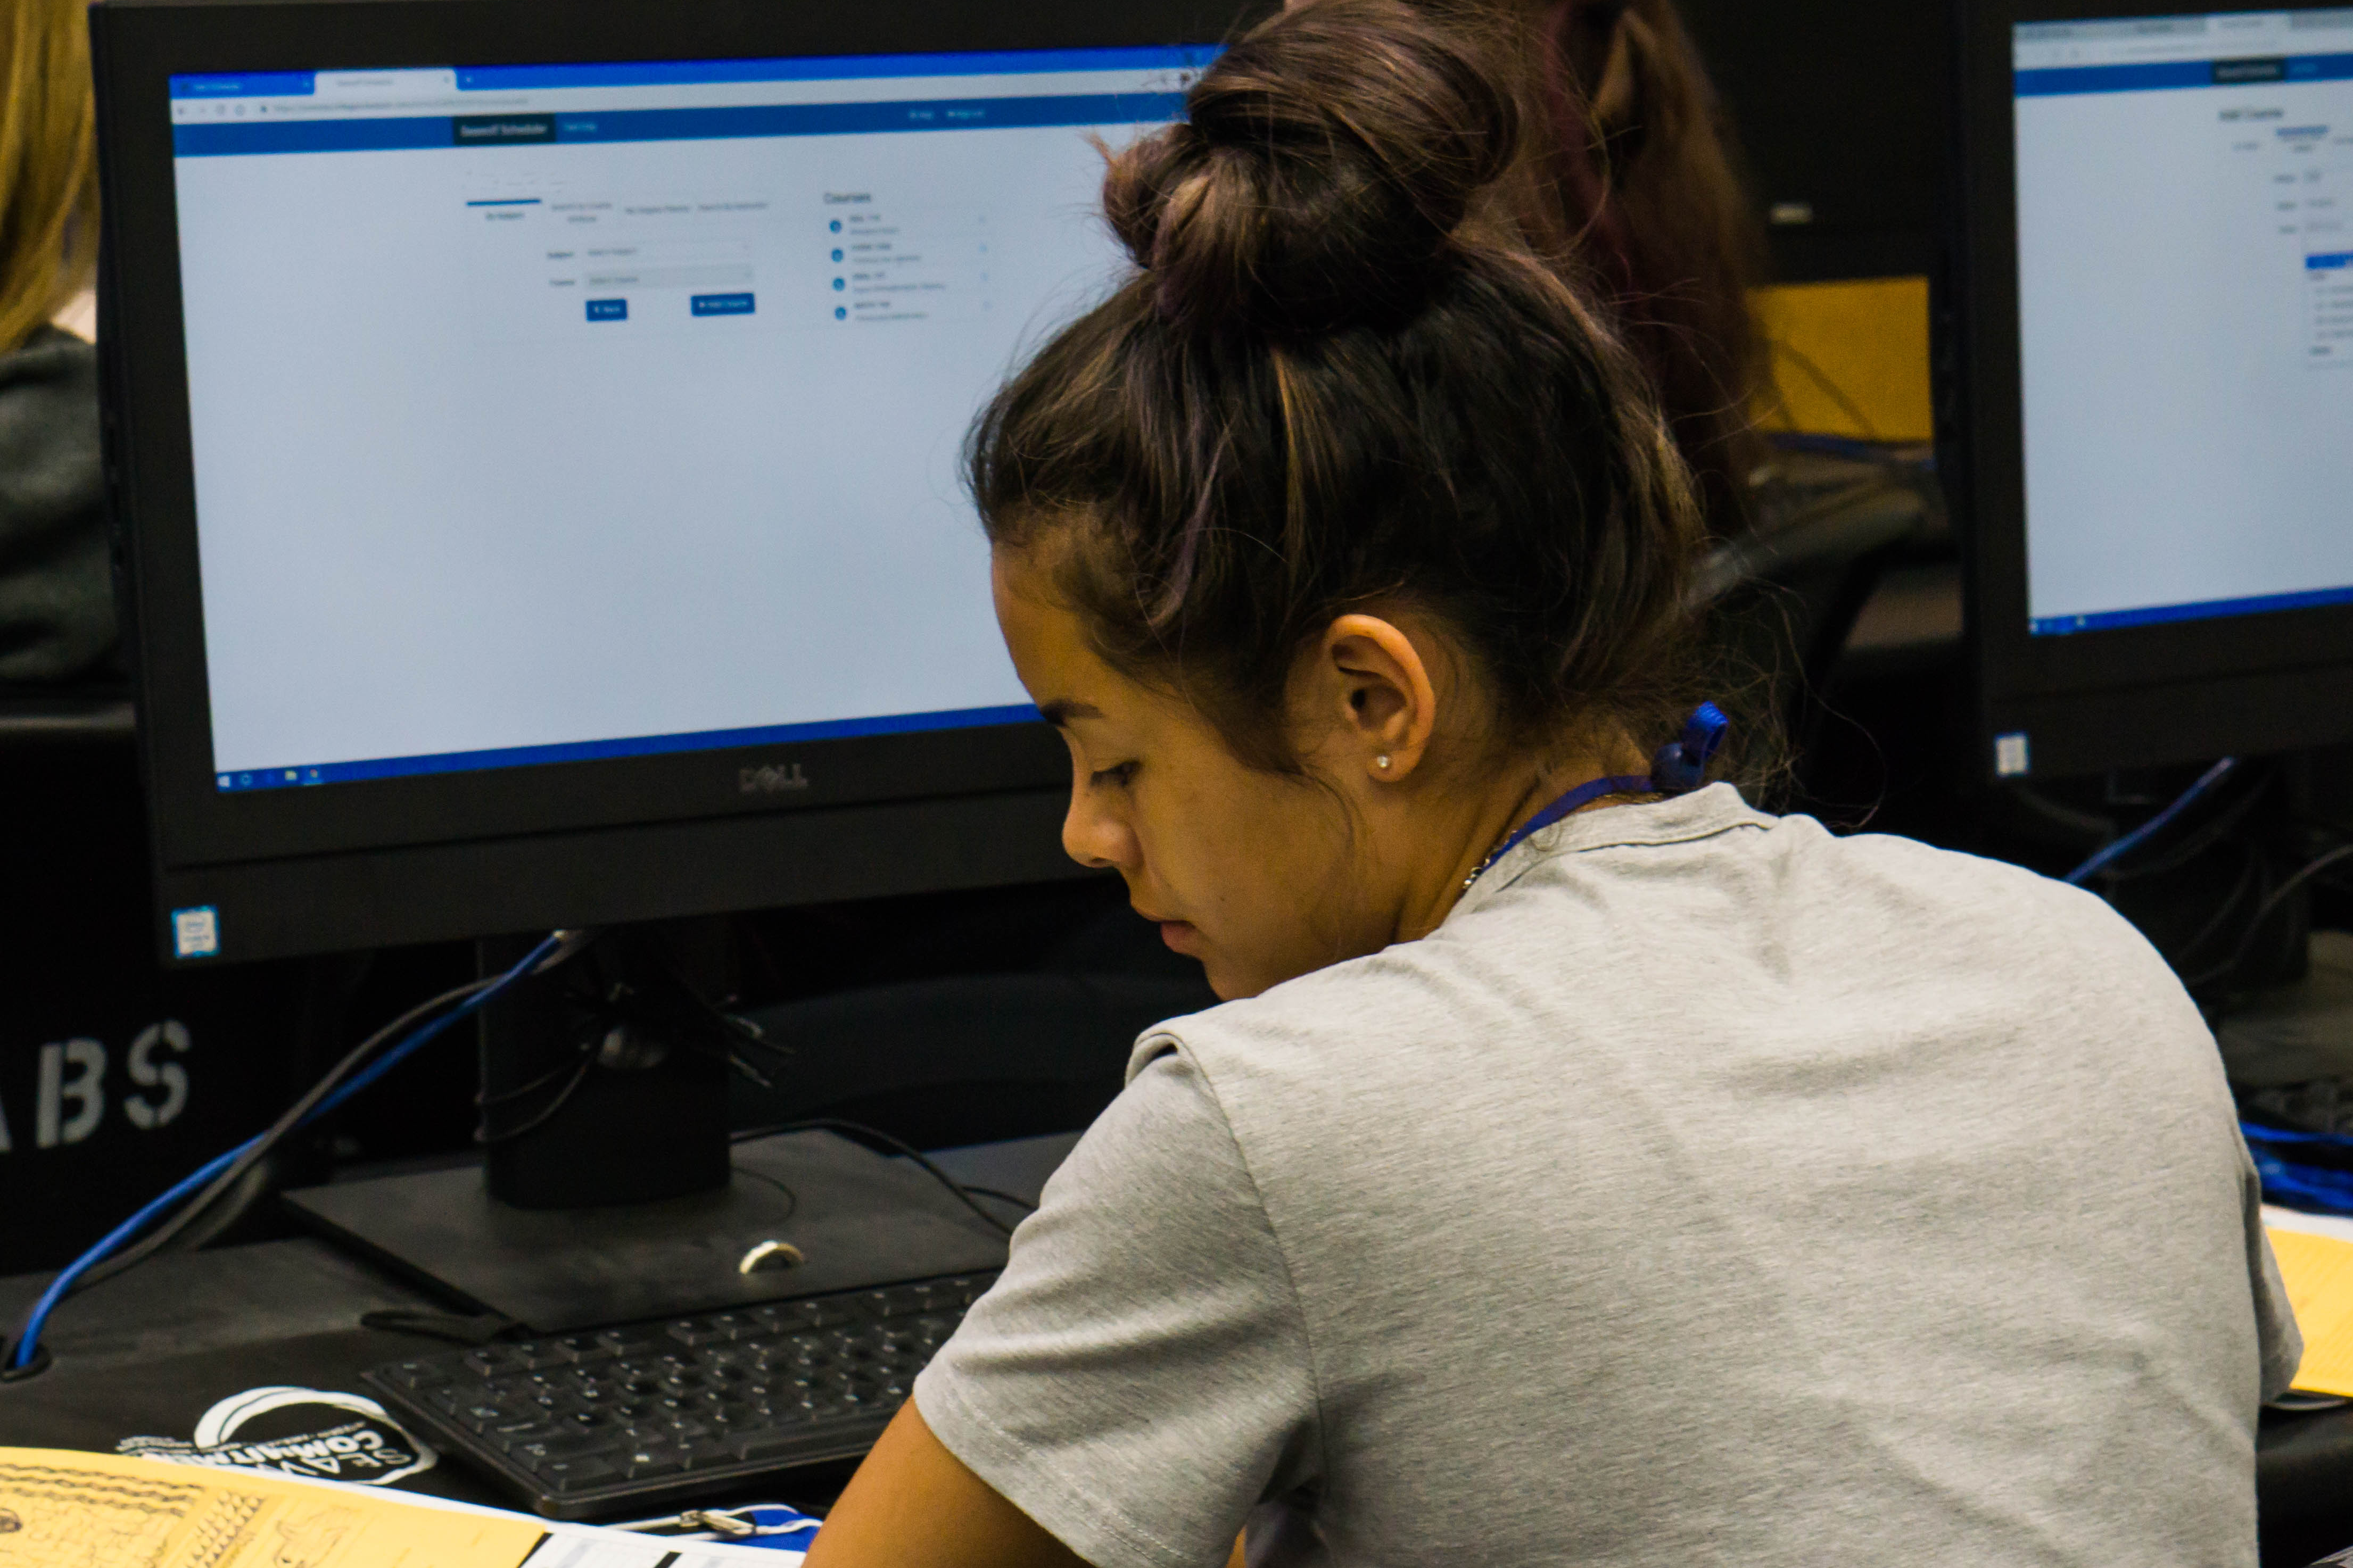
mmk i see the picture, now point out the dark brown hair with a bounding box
[970,0,1708,776]
[1496,0,1766,533]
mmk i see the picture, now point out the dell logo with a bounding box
[740,762,811,794]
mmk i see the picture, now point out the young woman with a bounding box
[805,4,2296,1564]
[0,0,111,684]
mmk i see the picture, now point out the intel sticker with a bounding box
[172,906,220,959]
[1993,732,2031,778]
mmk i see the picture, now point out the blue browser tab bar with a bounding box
[2017,48,2353,95]
[171,71,316,98]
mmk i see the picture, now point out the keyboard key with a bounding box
[749,1302,814,1331]
[664,1320,734,1347]
[381,1360,451,1390]
[623,1448,688,1480]
[490,1420,561,1449]
[516,1433,614,1462]
[554,1333,618,1366]
[540,1457,618,1493]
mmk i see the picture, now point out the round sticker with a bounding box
[119,1385,437,1485]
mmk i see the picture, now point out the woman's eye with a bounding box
[1088,761,1138,789]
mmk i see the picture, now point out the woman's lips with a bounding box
[1147,917,1199,955]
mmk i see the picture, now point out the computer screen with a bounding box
[1953,0,2353,777]
[93,0,1244,961]
[2010,8,2353,637]
[168,48,1204,794]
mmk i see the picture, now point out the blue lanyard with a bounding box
[1463,702,1728,890]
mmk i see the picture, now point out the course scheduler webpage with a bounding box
[2013,9,2353,635]
[170,49,1206,791]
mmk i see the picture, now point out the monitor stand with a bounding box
[285,922,1008,1333]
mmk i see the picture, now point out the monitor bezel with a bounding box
[95,0,1256,960]
[1952,0,2353,778]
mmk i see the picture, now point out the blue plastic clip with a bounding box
[1650,701,1729,794]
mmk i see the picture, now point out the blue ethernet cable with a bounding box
[5,932,566,1372]
[2063,757,2239,886]
[2244,1122,2353,1217]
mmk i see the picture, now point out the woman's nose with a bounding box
[1062,789,1135,871]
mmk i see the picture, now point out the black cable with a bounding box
[2098,765,2279,883]
[960,1185,1039,1215]
[645,945,793,1065]
[1769,338,1882,441]
[731,1164,800,1225]
[2184,843,2353,991]
[2169,842,2266,970]
[6,935,591,1375]
[77,976,493,1290]
[475,1048,592,1109]
[2005,784,2116,847]
[77,933,594,1293]
[732,1118,1015,1238]
[475,1054,598,1146]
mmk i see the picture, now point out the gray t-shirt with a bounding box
[915,785,2298,1568]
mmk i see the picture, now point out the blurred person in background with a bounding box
[1472,0,1768,534]
[0,0,111,684]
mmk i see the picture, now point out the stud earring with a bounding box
[1375,754,1392,770]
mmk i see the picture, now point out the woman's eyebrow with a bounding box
[1038,699,1105,728]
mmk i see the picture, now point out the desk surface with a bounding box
[0,1133,1077,1514]
[7,1127,2352,1556]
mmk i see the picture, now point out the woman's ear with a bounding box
[1314,613,1440,782]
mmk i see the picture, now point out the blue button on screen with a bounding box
[586,298,627,321]
[691,292,755,317]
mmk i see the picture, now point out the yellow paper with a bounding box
[0,1447,545,1568]
[2265,1226,2353,1396]
[1750,276,1934,443]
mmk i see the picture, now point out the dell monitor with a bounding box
[92,0,1246,1324]
[1952,0,2353,781]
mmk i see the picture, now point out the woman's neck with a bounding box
[1394,736,1651,941]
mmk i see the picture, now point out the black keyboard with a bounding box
[364,1271,996,1520]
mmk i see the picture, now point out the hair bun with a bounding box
[1104,0,1518,335]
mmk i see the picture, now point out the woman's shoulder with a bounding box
[1506,785,2140,945]
[0,323,97,385]
[0,325,100,462]
[1117,925,1534,1111]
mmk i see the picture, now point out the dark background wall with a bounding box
[1676,0,1949,284]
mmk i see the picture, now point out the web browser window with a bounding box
[170,49,1206,791]
[2011,9,2353,635]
